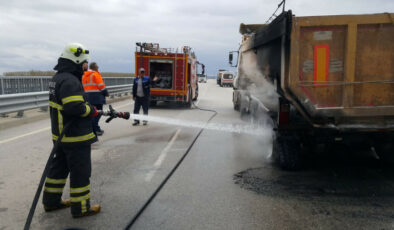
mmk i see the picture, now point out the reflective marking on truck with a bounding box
[314,45,329,86]
[135,55,186,60]
[303,59,343,74]
[313,31,332,40]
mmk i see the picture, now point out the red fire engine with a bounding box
[135,43,200,107]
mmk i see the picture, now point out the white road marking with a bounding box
[0,127,50,144]
[115,102,132,109]
[145,128,181,182]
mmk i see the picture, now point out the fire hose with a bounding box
[124,102,217,229]
[24,105,130,230]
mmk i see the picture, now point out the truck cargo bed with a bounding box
[288,13,394,129]
[246,11,394,129]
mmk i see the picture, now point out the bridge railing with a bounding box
[0,76,133,95]
[0,84,133,116]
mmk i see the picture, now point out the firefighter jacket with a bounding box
[132,76,153,98]
[82,70,109,105]
[49,58,98,145]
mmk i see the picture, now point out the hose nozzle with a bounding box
[100,105,130,123]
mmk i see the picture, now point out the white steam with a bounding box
[238,49,279,112]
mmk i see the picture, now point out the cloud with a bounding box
[0,0,393,75]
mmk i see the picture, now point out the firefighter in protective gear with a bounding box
[43,42,101,218]
[82,62,109,136]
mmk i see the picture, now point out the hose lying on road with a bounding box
[124,102,217,229]
[24,101,217,229]
[24,118,76,230]
[24,105,130,230]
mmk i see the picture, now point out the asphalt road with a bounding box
[0,80,394,230]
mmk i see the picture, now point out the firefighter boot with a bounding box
[132,120,140,126]
[72,204,101,218]
[143,121,148,125]
[44,199,71,212]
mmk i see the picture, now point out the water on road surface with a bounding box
[1,80,394,230]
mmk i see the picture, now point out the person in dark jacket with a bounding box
[132,67,158,125]
[82,62,109,136]
[43,43,101,218]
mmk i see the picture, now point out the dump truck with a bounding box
[229,11,394,170]
[135,43,199,107]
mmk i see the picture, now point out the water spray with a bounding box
[130,113,271,137]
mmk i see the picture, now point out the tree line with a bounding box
[3,70,134,77]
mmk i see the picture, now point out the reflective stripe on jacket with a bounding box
[49,71,97,145]
[82,71,106,92]
[82,70,107,105]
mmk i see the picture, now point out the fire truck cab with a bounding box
[135,43,199,107]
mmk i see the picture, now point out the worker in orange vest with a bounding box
[82,62,109,135]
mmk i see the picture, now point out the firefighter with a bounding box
[82,62,109,136]
[43,42,101,218]
[132,68,158,125]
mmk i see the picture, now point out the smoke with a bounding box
[235,47,281,159]
[238,49,279,113]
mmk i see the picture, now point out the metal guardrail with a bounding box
[0,92,49,115]
[0,76,133,95]
[107,84,133,96]
[0,84,133,116]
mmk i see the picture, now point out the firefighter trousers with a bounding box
[43,144,92,215]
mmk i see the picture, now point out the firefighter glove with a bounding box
[90,105,99,117]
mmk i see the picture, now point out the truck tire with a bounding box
[150,101,157,107]
[185,89,192,108]
[274,135,302,170]
[234,102,240,111]
[233,94,240,111]
[240,107,249,120]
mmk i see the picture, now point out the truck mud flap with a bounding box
[274,134,303,170]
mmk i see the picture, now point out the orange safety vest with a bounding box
[82,71,106,93]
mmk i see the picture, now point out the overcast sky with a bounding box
[0,0,393,75]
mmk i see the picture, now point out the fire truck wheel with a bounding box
[193,87,198,101]
[185,89,192,108]
[150,101,157,107]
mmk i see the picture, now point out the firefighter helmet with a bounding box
[60,42,90,64]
